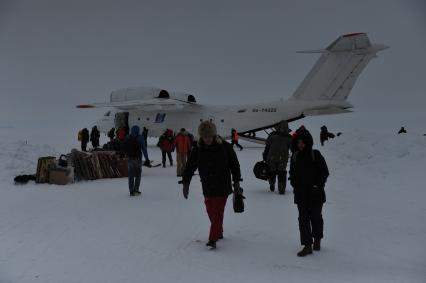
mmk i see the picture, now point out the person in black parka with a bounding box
[290,129,329,257]
[182,121,241,250]
[80,128,90,152]
[320,125,335,146]
[90,126,101,149]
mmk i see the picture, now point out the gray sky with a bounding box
[0,0,425,128]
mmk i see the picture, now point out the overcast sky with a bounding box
[0,0,425,128]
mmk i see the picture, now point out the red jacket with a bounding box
[159,130,175,152]
[175,133,191,154]
[117,128,127,141]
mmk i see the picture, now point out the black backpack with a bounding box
[125,136,141,158]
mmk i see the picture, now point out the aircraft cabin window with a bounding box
[104,111,111,116]
[155,113,166,123]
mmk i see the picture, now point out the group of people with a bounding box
[77,126,101,152]
[261,122,329,256]
[180,120,329,256]
[77,121,329,257]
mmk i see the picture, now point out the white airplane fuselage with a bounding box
[85,33,387,140]
[96,98,352,139]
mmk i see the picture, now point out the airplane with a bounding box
[77,33,388,143]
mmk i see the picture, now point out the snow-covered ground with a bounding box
[0,126,425,283]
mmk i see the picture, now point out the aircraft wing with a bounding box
[77,98,201,111]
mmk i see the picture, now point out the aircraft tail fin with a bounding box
[291,33,388,102]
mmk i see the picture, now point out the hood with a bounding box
[296,130,314,150]
[131,125,140,136]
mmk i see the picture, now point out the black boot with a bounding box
[278,182,286,195]
[206,240,216,249]
[313,238,321,251]
[297,245,313,257]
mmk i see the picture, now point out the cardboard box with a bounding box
[49,168,70,185]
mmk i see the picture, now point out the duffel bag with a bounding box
[253,161,270,180]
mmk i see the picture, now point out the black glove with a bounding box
[182,183,190,199]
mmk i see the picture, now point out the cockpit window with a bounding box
[104,111,111,117]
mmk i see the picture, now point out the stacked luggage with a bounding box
[70,150,128,181]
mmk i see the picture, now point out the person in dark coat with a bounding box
[158,129,175,167]
[263,121,292,194]
[107,127,115,141]
[90,126,101,149]
[80,128,89,152]
[290,125,313,153]
[289,129,329,257]
[122,125,151,196]
[182,121,241,250]
[142,127,149,145]
[398,127,407,134]
[320,125,335,146]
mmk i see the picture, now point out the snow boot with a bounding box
[278,183,286,194]
[297,245,313,257]
[218,233,223,240]
[269,180,275,192]
[313,238,321,251]
[206,240,216,249]
[135,191,142,195]
[129,192,136,197]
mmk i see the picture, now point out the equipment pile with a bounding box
[15,150,128,185]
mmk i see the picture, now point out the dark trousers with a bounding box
[162,151,173,166]
[128,158,142,193]
[297,203,324,245]
[204,196,228,241]
[81,141,87,152]
[269,170,287,191]
[231,140,243,150]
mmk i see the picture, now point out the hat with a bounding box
[198,121,217,138]
[277,121,289,133]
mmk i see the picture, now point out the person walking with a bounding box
[231,128,243,151]
[90,126,100,149]
[175,128,192,177]
[182,121,241,249]
[158,129,175,167]
[289,129,329,257]
[398,127,407,134]
[142,127,149,145]
[320,125,335,146]
[122,125,151,196]
[263,121,292,194]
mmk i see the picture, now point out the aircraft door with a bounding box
[115,112,129,131]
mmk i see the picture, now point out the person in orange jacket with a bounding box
[175,128,192,176]
[231,128,243,151]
